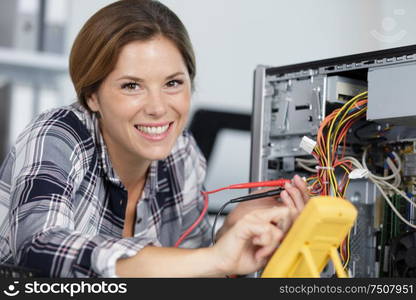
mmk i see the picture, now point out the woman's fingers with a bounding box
[242,207,290,263]
[257,206,291,232]
[248,220,284,263]
[212,206,294,275]
[237,207,290,241]
[293,174,310,203]
[252,223,280,246]
[254,228,284,262]
[281,174,310,212]
[280,190,299,219]
[284,181,305,211]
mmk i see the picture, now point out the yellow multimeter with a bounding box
[261,196,357,278]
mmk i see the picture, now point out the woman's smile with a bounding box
[134,121,175,141]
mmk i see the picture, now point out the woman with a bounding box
[0,0,309,277]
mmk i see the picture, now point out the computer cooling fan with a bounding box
[389,231,416,277]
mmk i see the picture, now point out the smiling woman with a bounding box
[0,0,308,278]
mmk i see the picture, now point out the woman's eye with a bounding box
[166,79,183,88]
[121,82,140,91]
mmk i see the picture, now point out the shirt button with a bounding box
[137,218,142,224]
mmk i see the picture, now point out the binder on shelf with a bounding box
[0,0,17,48]
[15,0,41,51]
[0,0,69,54]
[43,0,68,54]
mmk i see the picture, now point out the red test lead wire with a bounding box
[173,178,290,248]
[228,179,290,190]
[173,192,210,248]
[204,179,291,195]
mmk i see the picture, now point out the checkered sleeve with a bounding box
[9,111,156,277]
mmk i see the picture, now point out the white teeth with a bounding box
[136,124,170,135]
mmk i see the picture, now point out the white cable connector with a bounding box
[348,168,369,179]
[300,136,316,154]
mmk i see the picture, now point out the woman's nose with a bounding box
[143,90,168,117]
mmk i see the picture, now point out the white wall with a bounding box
[65,0,115,52]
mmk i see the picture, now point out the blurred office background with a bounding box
[1,0,416,214]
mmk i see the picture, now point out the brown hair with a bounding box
[69,0,196,111]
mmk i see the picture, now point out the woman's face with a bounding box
[87,36,191,164]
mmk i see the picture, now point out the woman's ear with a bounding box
[86,93,100,113]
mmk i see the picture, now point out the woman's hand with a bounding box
[217,175,309,239]
[280,174,310,218]
[211,206,291,275]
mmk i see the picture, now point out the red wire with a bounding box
[174,192,209,248]
[174,179,290,247]
[228,179,290,189]
[204,187,229,195]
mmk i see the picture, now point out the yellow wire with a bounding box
[325,97,359,194]
[339,161,353,269]
[330,99,366,155]
[311,91,368,269]
[326,94,363,152]
[325,93,368,197]
[322,94,367,268]
[339,165,351,194]
[343,231,351,269]
[327,92,368,151]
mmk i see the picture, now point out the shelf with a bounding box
[0,47,68,75]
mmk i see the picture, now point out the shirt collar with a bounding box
[143,160,159,197]
[93,116,122,187]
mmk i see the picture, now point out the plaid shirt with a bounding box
[0,103,211,277]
